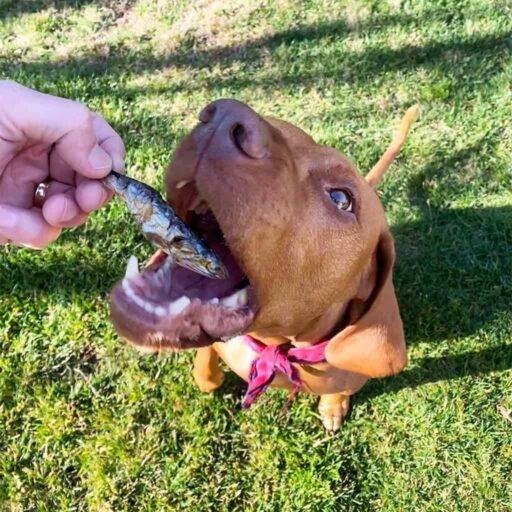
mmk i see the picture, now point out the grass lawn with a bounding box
[1,0,512,510]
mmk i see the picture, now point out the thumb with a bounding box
[55,114,113,179]
[0,204,61,249]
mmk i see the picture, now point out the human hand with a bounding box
[0,80,125,248]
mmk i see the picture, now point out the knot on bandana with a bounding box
[241,335,329,409]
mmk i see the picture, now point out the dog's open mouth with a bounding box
[110,184,256,351]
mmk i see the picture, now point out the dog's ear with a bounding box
[325,229,407,377]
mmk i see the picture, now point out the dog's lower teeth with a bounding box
[122,278,134,296]
[221,288,248,308]
[210,298,219,304]
[221,293,237,308]
[237,288,248,306]
[169,296,191,315]
[123,278,156,311]
[125,255,139,278]
[143,302,155,313]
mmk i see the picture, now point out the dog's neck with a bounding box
[249,302,349,347]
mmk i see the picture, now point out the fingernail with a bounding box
[112,153,126,173]
[88,144,112,173]
[0,205,18,228]
[58,198,74,222]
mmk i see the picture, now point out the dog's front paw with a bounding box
[193,346,225,393]
[193,367,225,393]
[318,394,350,433]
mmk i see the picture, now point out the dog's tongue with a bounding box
[147,243,244,303]
[158,210,246,302]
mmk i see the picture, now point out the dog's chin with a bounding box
[109,183,257,353]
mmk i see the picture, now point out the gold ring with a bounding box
[34,182,49,208]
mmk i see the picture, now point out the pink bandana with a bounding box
[241,335,329,409]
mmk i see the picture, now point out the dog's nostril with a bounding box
[199,105,217,124]
[230,121,268,159]
[232,124,246,150]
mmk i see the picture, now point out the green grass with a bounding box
[1,0,512,510]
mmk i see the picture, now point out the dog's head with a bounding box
[111,99,415,376]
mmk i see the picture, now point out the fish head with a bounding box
[163,224,227,280]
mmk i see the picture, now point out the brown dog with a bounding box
[110,100,417,431]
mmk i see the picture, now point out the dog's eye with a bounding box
[329,189,353,212]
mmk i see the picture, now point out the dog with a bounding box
[110,100,417,432]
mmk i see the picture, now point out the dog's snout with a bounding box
[198,99,270,159]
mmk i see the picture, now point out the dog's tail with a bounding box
[366,104,419,188]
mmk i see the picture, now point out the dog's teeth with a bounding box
[155,306,166,316]
[155,257,173,293]
[221,288,249,309]
[123,279,158,312]
[122,278,134,297]
[157,257,172,278]
[125,255,139,278]
[209,298,219,304]
[169,296,191,315]
[221,290,240,308]
[237,288,248,306]
[164,256,174,274]
[143,302,155,313]
[176,180,190,189]
[221,293,237,308]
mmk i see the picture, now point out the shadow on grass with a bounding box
[170,29,510,96]
[358,341,512,404]
[1,9,510,100]
[0,226,136,297]
[396,129,511,345]
[406,129,509,214]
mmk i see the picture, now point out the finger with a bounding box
[1,81,83,142]
[93,114,125,173]
[56,116,113,179]
[36,181,89,228]
[75,179,111,213]
[48,146,75,185]
[0,204,61,249]
[59,211,88,228]
[42,191,87,228]
[48,115,125,185]
[75,173,114,211]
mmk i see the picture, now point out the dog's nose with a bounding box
[198,99,270,159]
